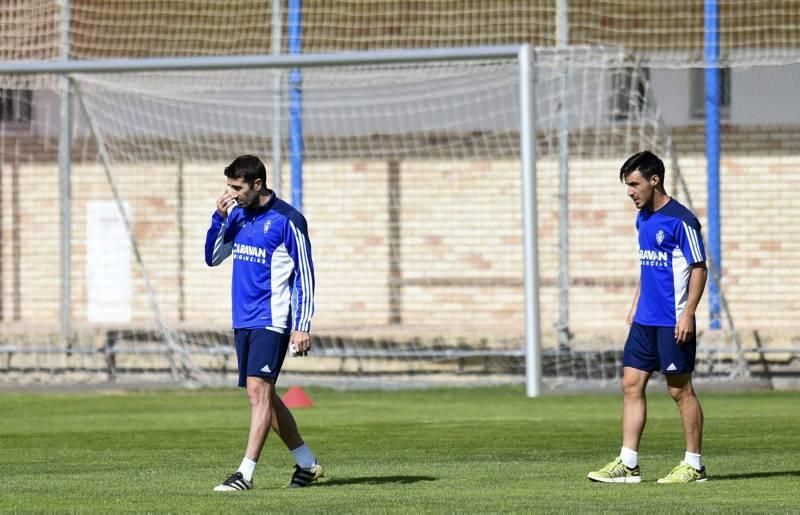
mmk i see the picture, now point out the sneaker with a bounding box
[287,463,325,488]
[213,471,253,492]
[587,457,642,483]
[657,462,708,484]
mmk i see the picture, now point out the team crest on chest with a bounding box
[263,220,272,234]
[656,229,665,245]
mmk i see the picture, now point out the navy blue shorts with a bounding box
[623,322,696,374]
[234,328,290,387]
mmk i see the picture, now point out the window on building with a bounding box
[0,88,34,125]
[611,66,650,121]
[690,67,731,119]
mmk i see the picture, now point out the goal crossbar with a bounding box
[0,45,527,75]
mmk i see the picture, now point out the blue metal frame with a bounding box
[288,0,303,211]
[705,0,722,329]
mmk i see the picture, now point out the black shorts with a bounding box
[623,322,696,374]
[234,328,290,387]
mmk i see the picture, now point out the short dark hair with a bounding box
[619,150,665,185]
[224,155,267,185]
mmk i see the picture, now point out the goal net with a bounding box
[5,1,800,68]
[0,46,747,388]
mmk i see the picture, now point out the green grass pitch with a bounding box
[0,386,798,512]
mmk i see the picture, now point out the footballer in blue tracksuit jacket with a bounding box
[204,155,324,492]
[205,156,315,386]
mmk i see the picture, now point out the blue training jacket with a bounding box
[204,194,315,331]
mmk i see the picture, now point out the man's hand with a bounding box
[674,313,695,346]
[216,190,237,217]
[290,330,311,357]
[625,306,635,327]
[627,281,640,327]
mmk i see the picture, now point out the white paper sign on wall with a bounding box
[86,201,131,323]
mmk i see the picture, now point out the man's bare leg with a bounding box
[666,373,703,454]
[622,367,652,452]
[244,376,274,460]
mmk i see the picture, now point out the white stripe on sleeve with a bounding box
[682,221,703,263]
[211,220,233,265]
[289,221,314,330]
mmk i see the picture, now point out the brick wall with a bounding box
[2,150,798,349]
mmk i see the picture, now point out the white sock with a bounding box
[291,443,317,469]
[684,451,702,471]
[620,447,638,468]
[237,457,257,482]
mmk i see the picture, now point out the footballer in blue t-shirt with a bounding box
[588,151,709,484]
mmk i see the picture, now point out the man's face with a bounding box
[226,177,262,209]
[623,170,658,210]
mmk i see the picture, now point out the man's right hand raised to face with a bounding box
[216,190,237,217]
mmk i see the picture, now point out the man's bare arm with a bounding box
[675,263,708,344]
[626,279,640,326]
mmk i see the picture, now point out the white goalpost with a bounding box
[0,45,544,391]
[0,45,747,392]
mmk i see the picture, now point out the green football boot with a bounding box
[657,462,708,484]
[587,457,642,483]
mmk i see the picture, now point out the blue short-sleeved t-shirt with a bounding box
[634,198,706,327]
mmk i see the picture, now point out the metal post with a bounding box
[387,160,402,325]
[288,0,303,210]
[0,46,527,75]
[271,0,283,195]
[12,141,21,321]
[556,0,571,349]
[705,0,722,330]
[177,159,185,322]
[519,44,542,398]
[0,149,3,321]
[58,0,72,344]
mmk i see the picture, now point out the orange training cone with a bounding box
[282,386,314,408]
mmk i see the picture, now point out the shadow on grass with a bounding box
[314,475,437,487]
[710,470,800,481]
